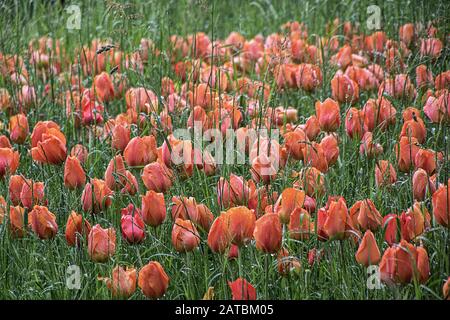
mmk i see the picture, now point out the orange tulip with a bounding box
[65,211,91,246]
[315,98,340,132]
[31,121,66,165]
[81,178,113,214]
[70,144,88,163]
[195,203,214,231]
[228,278,256,300]
[111,123,131,151]
[412,168,435,201]
[207,213,232,254]
[355,230,381,267]
[331,72,359,104]
[432,181,449,227]
[288,207,314,240]
[141,162,173,193]
[0,147,19,177]
[225,206,256,246]
[401,202,430,242]
[420,38,443,59]
[9,113,29,144]
[171,196,198,221]
[284,129,308,160]
[9,175,28,206]
[415,64,433,88]
[64,156,86,189]
[250,154,277,184]
[345,107,364,140]
[323,197,353,240]
[28,205,58,239]
[320,134,339,166]
[375,160,397,187]
[302,115,321,140]
[382,213,399,246]
[400,118,426,144]
[396,136,420,172]
[254,213,282,253]
[416,246,430,283]
[20,181,45,209]
[120,170,139,195]
[414,148,438,175]
[0,135,12,148]
[274,188,305,224]
[295,167,325,197]
[125,87,159,113]
[138,261,169,299]
[93,71,115,102]
[359,132,383,158]
[380,240,417,285]
[101,266,137,298]
[302,142,328,173]
[88,224,116,262]
[399,23,415,46]
[361,97,397,132]
[350,199,383,232]
[9,205,25,238]
[171,218,200,252]
[124,135,158,167]
[443,277,450,300]
[141,190,166,227]
[295,63,322,91]
[104,155,126,191]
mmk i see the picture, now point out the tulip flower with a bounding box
[81,178,113,213]
[302,142,329,173]
[70,144,88,163]
[296,167,325,197]
[20,181,45,209]
[375,160,397,187]
[121,204,146,244]
[0,147,19,178]
[331,72,359,104]
[111,123,130,151]
[323,197,354,240]
[141,162,173,193]
[138,261,169,299]
[31,122,66,165]
[396,136,420,172]
[254,213,282,253]
[100,266,137,298]
[65,211,91,246]
[315,98,340,132]
[141,190,166,227]
[9,113,29,144]
[228,278,256,300]
[382,213,399,246]
[28,205,58,239]
[320,134,339,166]
[104,155,126,190]
[64,156,86,189]
[414,148,438,175]
[416,246,430,283]
[274,188,305,224]
[400,202,430,242]
[355,230,381,267]
[171,218,200,252]
[124,135,158,167]
[288,207,314,240]
[93,71,115,102]
[443,277,450,300]
[207,214,232,254]
[432,181,449,227]
[224,206,256,246]
[88,224,116,262]
[9,205,25,238]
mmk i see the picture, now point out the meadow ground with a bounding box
[0,0,449,300]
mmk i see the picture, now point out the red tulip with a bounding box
[64,156,86,189]
[432,180,450,227]
[0,147,19,177]
[315,98,340,132]
[254,213,282,253]
[65,211,91,246]
[28,205,58,239]
[228,278,256,300]
[141,162,173,193]
[207,213,232,254]
[124,135,158,167]
[81,178,113,213]
[121,204,146,244]
[382,213,399,246]
[355,230,381,267]
[171,218,200,252]
[141,190,166,227]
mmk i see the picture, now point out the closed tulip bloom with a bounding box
[207,214,232,254]
[101,266,137,298]
[412,168,433,201]
[124,136,158,167]
[171,218,200,252]
[141,190,166,227]
[70,144,88,164]
[359,132,383,158]
[415,64,433,88]
[254,213,282,253]
[323,197,350,240]
[274,188,305,224]
[315,98,340,132]
[296,167,325,197]
[420,38,443,58]
[141,162,173,193]
[195,203,214,231]
[225,206,256,246]
[284,129,308,160]
[65,211,91,246]
[380,240,417,285]
[375,160,397,187]
[111,123,130,151]
[9,175,28,206]
[228,278,256,300]
[9,113,29,144]
[64,156,86,189]
[0,147,19,177]
[88,224,116,262]
[217,177,232,209]
[432,181,449,227]
[9,205,25,238]
[350,199,383,232]
[382,214,399,246]
[28,205,58,239]
[20,181,45,209]
[31,123,67,165]
[250,154,277,184]
[288,207,314,240]
[121,204,146,244]
[331,73,359,104]
[93,71,115,102]
[138,261,169,299]
[171,196,198,221]
[396,136,420,172]
[345,107,364,140]
[320,134,339,166]
[104,155,126,190]
[400,118,426,144]
[302,115,321,140]
[0,135,12,148]
[355,230,381,267]
[415,246,430,284]
[443,277,450,300]
[302,142,328,173]
[414,149,438,175]
[399,23,415,46]
[81,178,113,214]
[295,63,322,91]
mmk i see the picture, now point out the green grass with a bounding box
[0,0,449,300]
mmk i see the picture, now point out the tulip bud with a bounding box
[138,261,169,298]
[88,224,116,262]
